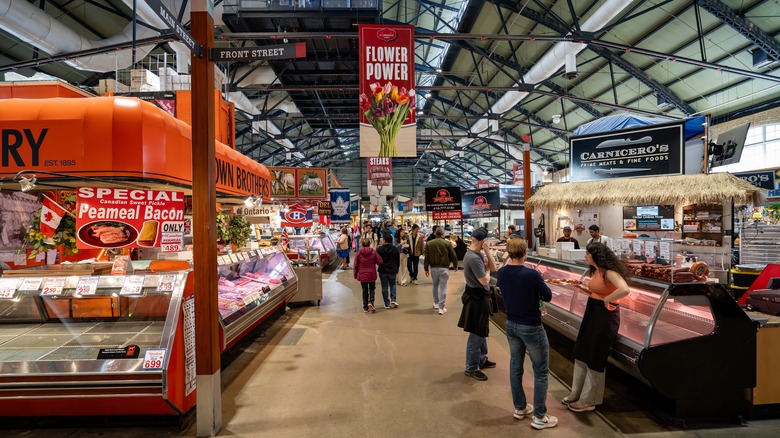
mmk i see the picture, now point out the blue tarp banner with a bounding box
[574,114,705,141]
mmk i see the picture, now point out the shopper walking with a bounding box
[406,224,424,285]
[457,227,497,381]
[424,227,458,315]
[354,238,383,313]
[496,237,558,429]
[336,227,350,269]
[564,242,630,412]
[376,233,400,309]
[396,229,411,286]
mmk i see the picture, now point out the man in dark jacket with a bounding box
[424,227,458,315]
[376,232,401,309]
[457,227,498,381]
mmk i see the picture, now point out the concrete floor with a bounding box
[6,264,780,437]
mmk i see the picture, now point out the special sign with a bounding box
[76,187,185,250]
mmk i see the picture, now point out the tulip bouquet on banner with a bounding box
[360,82,415,157]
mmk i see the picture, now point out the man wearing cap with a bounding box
[557,226,580,249]
[586,225,609,246]
[458,227,498,381]
[424,227,458,315]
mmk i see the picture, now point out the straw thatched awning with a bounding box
[526,173,765,209]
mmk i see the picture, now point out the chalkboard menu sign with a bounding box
[623,205,675,231]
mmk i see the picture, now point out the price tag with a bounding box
[659,241,671,261]
[121,275,146,296]
[142,348,166,370]
[218,255,228,265]
[620,239,631,252]
[645,243,656,259]
[40,277,67,296]
[75,276,100,296]
[632,241,643,257]
[0,278,20,299]
[228,254,238,263]
[18,277,43,292]
[242,293,257,306]
[157,275,176,292]
[160,230,184,253]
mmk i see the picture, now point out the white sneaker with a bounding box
[513,404,534,420]
[390,302,398,308]
[438,308,447,315]
[531,414,558,430]
[433,303,438,310]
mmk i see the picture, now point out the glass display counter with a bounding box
[0,249,298,418]
[286,234,337,269]
[503,256,757,419]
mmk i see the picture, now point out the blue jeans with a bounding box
[430,267,449,309]
[506,320,550,416]
[465,332,488,373]
[379,272,397,305]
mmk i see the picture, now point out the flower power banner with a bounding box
[330,188,351,224]
[359,24,416,157]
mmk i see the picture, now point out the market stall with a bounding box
[0,95,299,419]
[517,172,772,415]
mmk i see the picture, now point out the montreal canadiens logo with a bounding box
[472,196,491,210]
[433,189,454,203]
[285,209,308,224]
[376,28,397,43]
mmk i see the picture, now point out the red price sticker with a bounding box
[142,348,166,370]
[74,276,99,296]
[0,278,19,299]
[40,277,67,296]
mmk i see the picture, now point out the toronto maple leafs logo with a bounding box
[332,196,350,217]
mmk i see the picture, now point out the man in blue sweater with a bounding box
[496,237,558,430]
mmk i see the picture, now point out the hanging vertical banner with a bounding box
[330,188,351,224]
[359,24,416,157]
[350,194,361,215]
[512,163,524,186]
[367,157,393,198]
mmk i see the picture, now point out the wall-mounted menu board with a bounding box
[623,205,675,231]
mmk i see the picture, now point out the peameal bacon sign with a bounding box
[76,187,185,250]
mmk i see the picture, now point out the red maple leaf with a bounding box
[43,211,54,223]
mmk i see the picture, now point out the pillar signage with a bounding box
[209,43,306,62]
[145,0,203,57]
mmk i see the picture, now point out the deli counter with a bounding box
[286,233,338,269]
[0,248,297,418]
[504,256,757,419]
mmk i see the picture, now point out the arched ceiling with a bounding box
[1,0,778,196]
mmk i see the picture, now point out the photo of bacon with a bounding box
[90,224,128,244]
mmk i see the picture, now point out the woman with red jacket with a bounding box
[354,237,384,313]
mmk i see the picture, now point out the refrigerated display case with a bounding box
[216,247,298,350]
[0,249,297,418]
[502,256,757,419]
[0,268,196,417]
[285,234,337,269]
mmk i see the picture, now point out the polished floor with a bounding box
[6,264,780,437]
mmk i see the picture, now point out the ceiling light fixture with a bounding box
[552,114,561,124]
[425,93,432,98]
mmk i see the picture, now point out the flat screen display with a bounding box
[623,205,675,231]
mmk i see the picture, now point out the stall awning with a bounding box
[0,97,271,200]
[526,173,764,209]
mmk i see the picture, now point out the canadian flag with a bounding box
[40,196,69,238]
